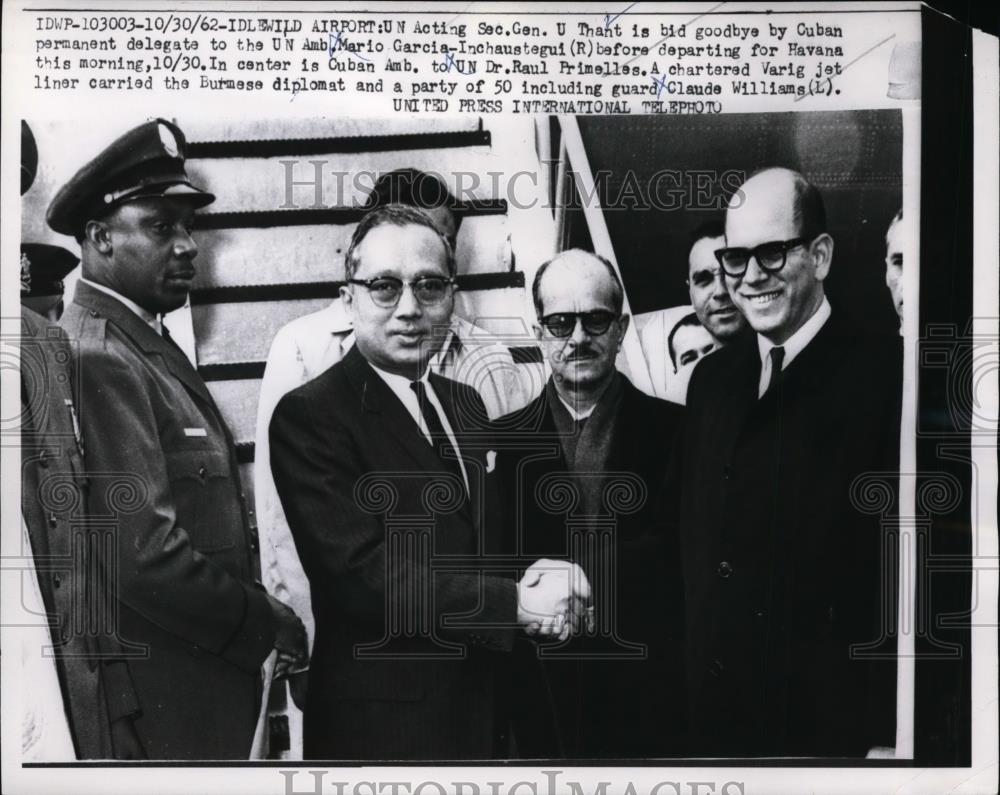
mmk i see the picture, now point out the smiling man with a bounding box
[52,119,306,759]
[679,168,902,757]
[268,205,590,760]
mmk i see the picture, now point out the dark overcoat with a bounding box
[680,314,901,757]
[492,376,688,759]
[270,346,520,760]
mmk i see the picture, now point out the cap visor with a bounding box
[161,182,216,207]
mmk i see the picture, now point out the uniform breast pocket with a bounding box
[163,448,238,552]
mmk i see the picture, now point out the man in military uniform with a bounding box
[50,118,306,759]
[20,243,79,321]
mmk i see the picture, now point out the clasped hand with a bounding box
[516,558,593,642]
[266,594,308,679]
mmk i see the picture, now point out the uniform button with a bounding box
[708,659,724,678]
[250,530,260,553]
[48,513,58,528]
[53,574,62,589]
[39,450,50,468]
[716,560,734,578]
[755,609,766,619]
[723,465,731,479]
[198,465,207,479]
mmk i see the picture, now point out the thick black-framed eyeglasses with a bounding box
[347,276,455,308]
[540,311,618,338]
[713,237,812,278]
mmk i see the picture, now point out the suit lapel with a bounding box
[736,314,848,449]
[343,349,467,506]
[72,282,215,408]
[720,334,765,455]
[430,373,480,524]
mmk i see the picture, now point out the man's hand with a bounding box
[517,559,592,641]
[266,594,307,679]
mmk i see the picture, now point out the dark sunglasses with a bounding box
[347,276,454,308]
[541,311,618,338]
[713,237,813,278]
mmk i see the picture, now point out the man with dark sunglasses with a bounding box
[679,168,902,757]
[491,249,686,758]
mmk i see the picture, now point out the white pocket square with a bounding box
[485,450,497,473]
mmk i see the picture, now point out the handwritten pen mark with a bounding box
[651,73,670,100]
[604,2,639,30]
[442,51,476,75]
[624,0,728,65]
[329,30,371,62]
[793,33,896,102]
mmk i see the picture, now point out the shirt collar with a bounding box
[557,393,597,421]
[756,296,831,371]
[551,371,622,421]
[79,277,162,334]
[368,360,431,395]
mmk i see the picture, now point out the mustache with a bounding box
[558,347,597,361]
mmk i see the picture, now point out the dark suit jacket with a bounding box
[269,345,519,760]
[492,376,687,758]
[680,311,901,757]
[60,281,276,759]
[21,307,121,758]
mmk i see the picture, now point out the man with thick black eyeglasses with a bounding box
[679,168,902,758]
[268,205,590,760]
[491,248,686,758]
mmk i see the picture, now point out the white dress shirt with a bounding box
[757,296,832,397]
[557,393,598,421]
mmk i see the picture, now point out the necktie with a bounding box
[161,321,181,352]
[410,380,467,494]
[764,345,785,396]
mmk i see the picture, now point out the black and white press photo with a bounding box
[2,3,996,795]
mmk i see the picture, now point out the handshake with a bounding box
[516,559,593,642]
